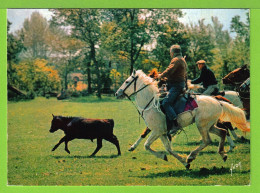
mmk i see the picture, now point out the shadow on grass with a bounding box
[175,150,217,155]
[235,137,250,144]
[184,141,226,146]
[52,154,120,159]
[137,166,250,179]
[63,95,125,104]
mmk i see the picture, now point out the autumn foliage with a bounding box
[13,59,61,96]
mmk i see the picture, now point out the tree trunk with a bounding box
[64,60,68,90]
[90,43,101,98]
[87,61,92,94]
[85,53,92,94]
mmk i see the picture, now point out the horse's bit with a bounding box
[121,74,155,121]
[122,75,150,99]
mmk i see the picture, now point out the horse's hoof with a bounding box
[223,155,228,162]
[186,163,191,170]
[187,158,193,164]
[128,147,135,152]
[228,146,235,152]
[163,155,168,161]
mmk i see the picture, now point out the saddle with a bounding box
[159,86,198,117]
[158,84,198,133]
[211,88,225,96]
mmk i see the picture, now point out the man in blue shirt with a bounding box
[191,60,218,95]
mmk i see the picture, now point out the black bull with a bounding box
[49,115,121,156]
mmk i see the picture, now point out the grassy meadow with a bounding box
[7,96,250,186]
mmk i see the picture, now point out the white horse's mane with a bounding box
[135,70,159,96]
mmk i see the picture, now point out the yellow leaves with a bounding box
[143,59,150,64]
[117,51,128,61]
[102,22,117,33]
[110,69,121,80]
[138,19,145,26]
[13,59,61,92]
[142,59,160,69]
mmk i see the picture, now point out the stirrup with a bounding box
[168,127,179,135]
[168,119,180,135]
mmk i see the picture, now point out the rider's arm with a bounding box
[159,58,178,79]
[191,76,202,84]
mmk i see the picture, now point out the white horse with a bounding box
[115,70,250,169]
[187,79,243,108]
[187,79,246,150]
[128,82,243,152]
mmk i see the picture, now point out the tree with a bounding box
[7,20,26,86]
[231,12,250,47]
[13,59,61,96]
[103,9,153,75]
[109,69,121,91]
[50,9,103,98]
[150,9,189,72]
[229,12,250,67]
[185,19,215,79]
[210,16,232,81]
[20,11,51,59]
[51,35,85,90]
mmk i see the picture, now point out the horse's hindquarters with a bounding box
[177,110,196,128]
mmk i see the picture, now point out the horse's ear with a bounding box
[242,64,248,69]
[52,114,55,118]
[133,69,136,76]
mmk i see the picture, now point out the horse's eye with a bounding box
[125,81,129,84]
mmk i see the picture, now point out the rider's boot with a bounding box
[168,119,180,135]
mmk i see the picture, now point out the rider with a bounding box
[191,60,218,95]
[157,45,187,134]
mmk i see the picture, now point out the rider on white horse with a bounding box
[157,45,187,135]
[191,60,219,95]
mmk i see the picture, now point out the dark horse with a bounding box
[222,64,250,118]
[50,115,121,156]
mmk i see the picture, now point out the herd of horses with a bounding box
[50,64,250,170]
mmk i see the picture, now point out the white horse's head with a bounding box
[115,70,157,99]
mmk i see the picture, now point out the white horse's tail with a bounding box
[219,101,250,132]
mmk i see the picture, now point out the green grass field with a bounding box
[8,96,250,186]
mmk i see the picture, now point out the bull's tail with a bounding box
[219,101,250,133]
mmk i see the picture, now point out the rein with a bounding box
[225,76,245,86]
[124,76,151,99]
[122,74,156,122]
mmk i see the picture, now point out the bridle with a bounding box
[223,67,250,86]
[239,78,250,91]
[238,78,250,100]
[121,73,156,121]
[122,74,151,100]
[224,74,245,86]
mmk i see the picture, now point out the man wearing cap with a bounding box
[157,45,187,134]
[191,60,218,95]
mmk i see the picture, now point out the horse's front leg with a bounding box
[144,131,167,161]
[129,127,151,151]
[160,134,189,169]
